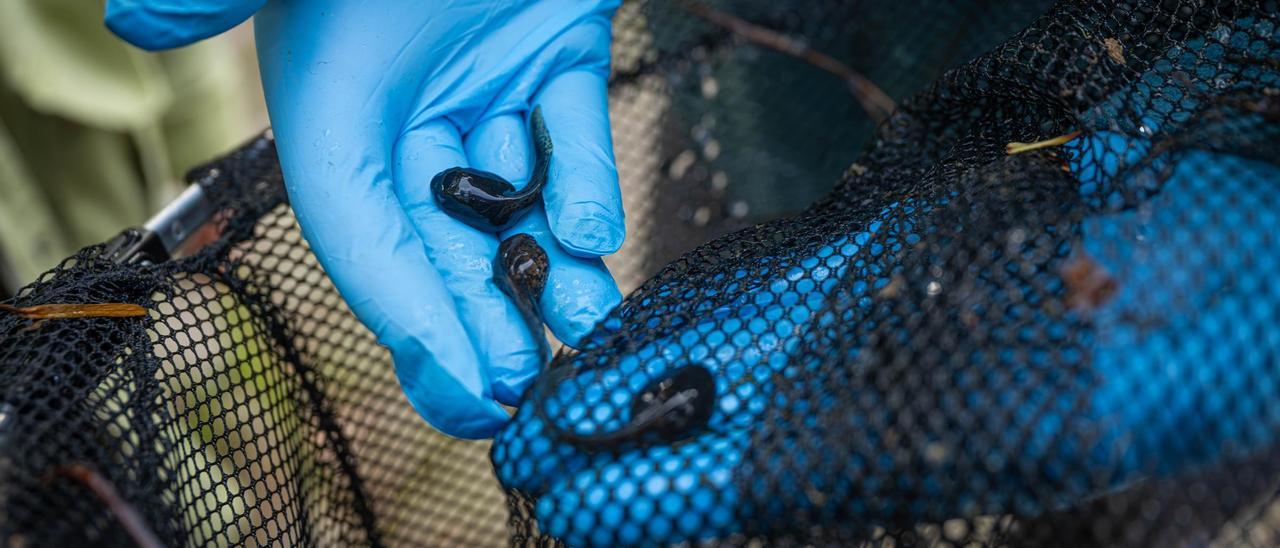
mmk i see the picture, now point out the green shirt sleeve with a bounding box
[0,0,259,290]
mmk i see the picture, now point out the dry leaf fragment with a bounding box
[0,303,147,320]
[1061,253,1118,312]
[1104,37,1126,65]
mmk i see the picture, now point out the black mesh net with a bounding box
[3,0,1280,546]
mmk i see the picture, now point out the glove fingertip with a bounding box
[549,284,622,349]
[491,360,542,407]
[382,313,510,440]
[105,5,180,50]
[105,0,262,50]
[426,397,512,440]
[551,202,626,257]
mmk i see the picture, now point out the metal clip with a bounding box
[103,184,214,265]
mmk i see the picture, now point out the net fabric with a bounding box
[603,0,1053,291]
[0,138,508,547]
[0,2,1048,545]
[498,0,1280,546]
[0,1,1277,547]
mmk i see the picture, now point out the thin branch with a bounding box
[677,0,896,124]
[1005,130,1082,155]
[51,464,164,548]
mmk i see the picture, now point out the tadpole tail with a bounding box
[534,363,718,449]
[532,363,661,447]
[509,106,552,200]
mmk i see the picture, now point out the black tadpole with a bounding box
[627,365,717,441]
[432,106,553,232]
[540,364,717,447]
[494,233,551,363]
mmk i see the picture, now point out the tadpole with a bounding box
[540,364,718,447]
[494,233,551,363]
[432,106,553,232]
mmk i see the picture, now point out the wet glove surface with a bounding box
[105,0,625,438]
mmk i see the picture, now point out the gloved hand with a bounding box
[492,124,1280,545]
[105,0,625,438]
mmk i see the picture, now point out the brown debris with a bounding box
[1061,252,1118,312]
[48,465,162,548]
[1104,37,1126,65]
[678,0,896,124]
[877,274,906,298]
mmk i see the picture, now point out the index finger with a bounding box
[534,67,626,258]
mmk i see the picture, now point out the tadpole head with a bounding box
[431,167,517,201]
[431,167,521,232]
[498,234,550,301]
[629,365,717,442]
[495,234,552,365]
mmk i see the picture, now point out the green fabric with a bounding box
[0,0,257,291]
[0,116,66,291]
[0,0,171,130]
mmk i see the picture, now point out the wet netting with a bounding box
[3,0,1280,546]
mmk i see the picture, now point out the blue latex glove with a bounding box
[493,204,913,544]
[1066,138,1280,481]
[492,128,1280,545]
[106,0,625,438]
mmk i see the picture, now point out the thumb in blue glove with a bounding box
[106,0,625,438]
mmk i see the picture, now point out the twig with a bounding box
[677,0,896,124]
[1005,130,1082,155]
[50,464,164,548]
